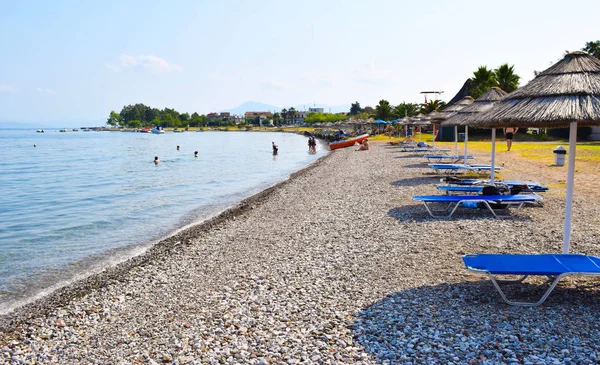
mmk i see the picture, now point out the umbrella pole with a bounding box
[490,128,496,183]
[432,124,436,148]
[454,126,458,156]
[563,122,578,254]
[463,126,469,165]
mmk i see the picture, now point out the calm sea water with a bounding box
[0,129,325,313]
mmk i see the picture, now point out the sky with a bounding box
[1,0,599,126]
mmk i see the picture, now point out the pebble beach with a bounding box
[3,142,600,365]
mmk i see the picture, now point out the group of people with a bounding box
[154,146,199,164]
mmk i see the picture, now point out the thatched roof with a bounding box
[430,96,475,122]
[440,87,508,126]
[447,79,473,105]
[470,52,600,128]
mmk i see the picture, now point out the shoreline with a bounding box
[3,143,600,364]
[0,151,332,332]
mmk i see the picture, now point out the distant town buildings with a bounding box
[203,106,339,126]
[207,112,243,123]
[244,111,273,120]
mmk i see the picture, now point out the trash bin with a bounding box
[553,145,567,166]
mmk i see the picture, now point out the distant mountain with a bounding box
[222,101,350,115]
[221,101,280,114]
[293,103,350,113]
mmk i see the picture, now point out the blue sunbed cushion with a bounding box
[436,185,484,192]
[463,254,600,276]
[428,164,470,170]
[412,195,540,203]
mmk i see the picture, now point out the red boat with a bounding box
[329,134,369,150]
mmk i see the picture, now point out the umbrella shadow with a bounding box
[392,176,441,187]
[393,154,422,159]
[402,163,430,169]
[354,280,600,364]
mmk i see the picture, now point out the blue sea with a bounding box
[0,129,325,314]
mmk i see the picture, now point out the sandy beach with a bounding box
[3,141,600,364]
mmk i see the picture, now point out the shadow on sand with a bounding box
[387,205,535,222]
[354,280,600,364]
[392,176,441,187]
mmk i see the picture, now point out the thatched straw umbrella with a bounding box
[431,96,475,155]
[470,51,600,254]
[441,87,508,176]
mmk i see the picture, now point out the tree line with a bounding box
[106,41,599,128]
[106,104,207,128]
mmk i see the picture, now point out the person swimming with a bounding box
[154,156,160,164]
[194,151,198,157]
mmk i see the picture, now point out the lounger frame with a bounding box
[465,265,600,306]
[417,197,533,218]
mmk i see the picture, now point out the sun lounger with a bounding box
[425,155,475,163]
[412,194,540,218]
[428,164,503,174]
[436,185,484,194]
[463,254,600,306]
[440,177,549,192]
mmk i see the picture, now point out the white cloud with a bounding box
[260,79,286,91]
[36,87,56,95]
[106,54,182,73]
[0,84,16,93]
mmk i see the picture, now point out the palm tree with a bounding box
[494,64,520,93]
[375,99,393,120]
[287,107,296,124]
[393,102,420,118]
[470,66,498,99]
[420,99,447,114]
[583,40,600,59]
[280,108,288,124]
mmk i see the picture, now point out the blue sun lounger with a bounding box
[441,178,549,192]
[463,254,600,306]
[412,194,540,218]
[436,185,484,194]
[425,155,475,163]
[428,164,503,174]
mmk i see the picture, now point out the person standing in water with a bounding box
[194,151,198,158]
[503,127,518,151]
[272,142,279,155]
[154,156,160,164]
[177,145,180,151]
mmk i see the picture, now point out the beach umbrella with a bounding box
[442,87,508,179]
[469,51,600,254]
[431,97,475,155]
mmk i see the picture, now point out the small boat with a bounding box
[173,129,184,133]
[72,128,78,132]
[329,134,369,150]
[140,128,151,133]
[151,126,165,134]
[36,129,44,133]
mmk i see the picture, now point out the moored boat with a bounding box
[151,126,165,134]
[329,134,369,150]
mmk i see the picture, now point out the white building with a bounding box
[309,107,324,113]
